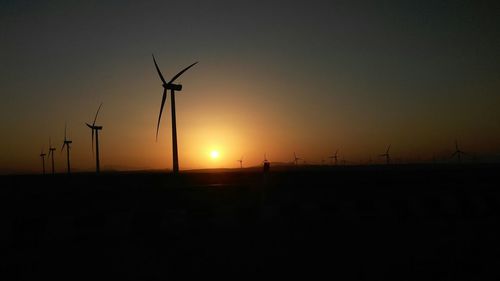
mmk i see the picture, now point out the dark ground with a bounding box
[1,164,500,280]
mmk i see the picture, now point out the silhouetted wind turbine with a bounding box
[61,123,72,175]
[47,138,56,175]
[40,148,46,175]
[237,156,243,168]
[293,152,302,165]
[153,54,198,174]
[263,153,270,172]
[328,149,339,165]
[379,144,391,165]
[86,103,103,173]
[451,140,466,163]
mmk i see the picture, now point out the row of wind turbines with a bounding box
[39,103,101,175]
[39,55,197,175]
[240,141,466,169]
[38,54,469,175]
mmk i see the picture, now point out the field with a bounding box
[2,164,500,280]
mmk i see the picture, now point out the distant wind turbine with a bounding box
[86,103,103,173]
[153,54,198,174]
[263,153,270,172]
[237,156,243,168]
[328,149,339,165]
[40,148,46,175]
[379,144,391,165]
[61,123,72,174]
[47,138,56,175]
[293,152,303,165]
[451,140,466,163]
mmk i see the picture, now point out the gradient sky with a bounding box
[1,0,499,173]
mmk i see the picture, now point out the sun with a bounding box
[210,150,219,159]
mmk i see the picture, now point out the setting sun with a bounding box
[210,151,220,159]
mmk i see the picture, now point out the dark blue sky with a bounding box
[1,0,499,172]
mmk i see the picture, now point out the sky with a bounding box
[1,0,499,174]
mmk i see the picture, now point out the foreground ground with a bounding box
[1,164,500,280]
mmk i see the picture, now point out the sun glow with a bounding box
[210,150,220,159]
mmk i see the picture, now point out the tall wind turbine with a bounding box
[47,138,56,175]
[40,148,46,175]
[328,149,339,165]
[293,152,303,165]
[379,144,391,165]
[237,156,243,168]
[86,103,103,173]
[451,140,466,163]
[61,123,72,174]
[153,54,198,174]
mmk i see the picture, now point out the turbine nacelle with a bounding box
[163,83,182,91]
[86,123,103,130]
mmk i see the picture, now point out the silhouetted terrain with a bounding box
[2,164,500,280]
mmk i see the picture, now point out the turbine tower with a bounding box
[451,140,466,163]
[293,152,302,165]
[379,144,391,165]
[40,148,46,175]
[153,54,198,174]
[328,149,339,165]
[237,156,243,168]
[86,103,103,174]
[61,123,72,174]
[47,138,56,175]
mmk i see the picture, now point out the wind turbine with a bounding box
[293,152,303,165]
[153,54,198,174]
[61,123,72,174]
[40,148,46,175]
[263,153,270,172]
[379,144,391,165]
[451,140,466,163]
[86,103,103,173]
[237,156,243,168]
[328,149,339,165]
[47,137,56,175]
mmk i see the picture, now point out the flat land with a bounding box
[1,164,499,280]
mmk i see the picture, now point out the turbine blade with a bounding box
[152,54,167,85]
[93,102,103,126]
[386,144,391,154]
[169,62,198,84]
[64,122,67,141]
[61,142,65,152]
[156,88,167,141]
[91,128,94,154]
